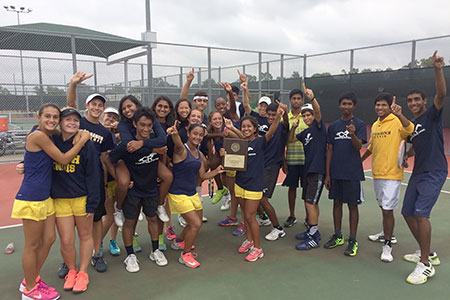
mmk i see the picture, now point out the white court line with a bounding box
[0,223,22,229]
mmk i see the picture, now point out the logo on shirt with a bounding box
[248,146,256,156]
[335,130,351,140]
[259,124,269,133]
[304,133,313,146]
[136,153,159,165]
[53,155,80,173]
[89,132,104,144]
[409,124,425,141]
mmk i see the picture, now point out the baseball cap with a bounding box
[104,107,119,116]
[60,107,81,119]
[258,96,271,106]
[85,93,106,104]
[301,103,314,113]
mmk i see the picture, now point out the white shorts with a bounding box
[373,179,401,210]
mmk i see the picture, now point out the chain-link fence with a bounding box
[1,24,449,161]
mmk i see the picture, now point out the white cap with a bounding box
[258,96,271,106]
[104,107,119,116]
[85,93,106,104]
[301,103,314,113]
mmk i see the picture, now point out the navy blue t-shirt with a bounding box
[264,123,288,166]
[236,136,267,192]
[80,117,115,157]
[408,103,448,174]
[327,117,367,181]
[250,111,270,136]
[109,143,159,198]
[297,119,327,176]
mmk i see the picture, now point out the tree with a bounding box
[312,72,332,77]
[260,72,273,80]
[0,86,11,95]
[290,71,301,79]
[33,86,66,96]
[402,55,445,69]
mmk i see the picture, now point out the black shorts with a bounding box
[93,183,106,222]
[301,173,324,205]
[263,164,281,198]
[282,164,304,188]
[123,194,159,220]
[329,179,364,206]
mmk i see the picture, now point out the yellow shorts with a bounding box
[54,196,87,218]
[11,197,55,221]
[106,181,117,199]
[168,193,202,215]
[234,184,262,200]
[226,171,236,177]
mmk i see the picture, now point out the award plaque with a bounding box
[223,138,248,171]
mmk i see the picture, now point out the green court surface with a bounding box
[1,171,449,300]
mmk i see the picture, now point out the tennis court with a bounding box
[1,159,449,300]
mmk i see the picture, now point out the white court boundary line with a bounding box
[364,169,450,194]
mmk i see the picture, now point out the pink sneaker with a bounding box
[170,239,195,250]
[179,251,200,268]
[245,247,264,262]
[238,239,254,253]
[19,276,56,293]
[22,283,60,300]
[165,226,176,240]
[63,269,78,291]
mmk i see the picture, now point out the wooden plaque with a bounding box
[223,138,248,171]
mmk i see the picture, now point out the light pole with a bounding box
[3,5,32,112]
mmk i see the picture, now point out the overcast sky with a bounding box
[1,0,450,85]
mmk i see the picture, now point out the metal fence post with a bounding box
[179,67,183,88]
[70,35,78,106]
[242,65,246,74]
[303,54,307,80]
[411,40,416,69]
[37,58,44,105]
[141,64,144,87]
[207,47,212,112]
[280,54,284,102]
[93,61,98,92]
[218,66,221,84]
[146,47,153,105]
[266,61,270,93]
[350,49,354,73]
[258,52,262,99]
[124,60,129,95]
[198,67,201,88]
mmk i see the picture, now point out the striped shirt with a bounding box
[286,110,308,165]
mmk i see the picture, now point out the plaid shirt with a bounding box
[286,110,308,165]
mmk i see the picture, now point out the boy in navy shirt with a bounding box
[402,51,447,285]
[108,107,168,272]
[324,92,366,257]
[288,84,327,250]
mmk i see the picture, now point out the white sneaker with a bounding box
[138,210,144,221]
[124,254,140,272]
[403,250,441,266]
[380,244,393,262]
[202,215,208,222]
[265,227,286,241]
[157,205,170,223]
[257,215,272,226]
[220,195,231,211]
[114,203,125,227]
[178,215,186,227]
[406,262,435,285]
[149,249,168,266]
[368,231,398,244]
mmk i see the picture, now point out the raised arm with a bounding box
[390,96,413,129]
[179,68,194,99]
[432,51,446,110]
[288,120,299,143]
[219,81,237,120]
[67,71,93,109]
[240,79,252,115]
[166,121,187,162]
[265,106,284,142]
[30,130,90,165]
[346,119,363,150]
[275,100,289,129]
[303,83,322,124]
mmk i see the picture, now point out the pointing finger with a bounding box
[432,50,437,58]
[392,96,396,105]
[237,69,241,75]
[350,119,354,126]
[302,82,306,91]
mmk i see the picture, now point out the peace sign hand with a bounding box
[432,50,444,70]
[166,120,179,135]
[186,68,195,82]
[390,96,402,116]
[303,82,314,101]
[275,99,288,113]
[218,82,232,93]
[240,81,248,91]
[237,70,248,83]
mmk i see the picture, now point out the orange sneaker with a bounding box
[238,239,254,253]
[72,271,89,294]
[63,269,78,291]
[179,251,200,268]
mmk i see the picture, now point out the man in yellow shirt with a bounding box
[362,93,414,262]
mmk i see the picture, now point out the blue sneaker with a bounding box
[109,240,120,256]
[99,242,104,257]
[296,234,320,250]
[232,223,245,236]
[296,230,321,241]
[159,242,167,252]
